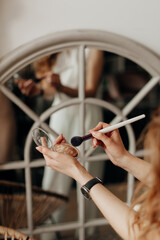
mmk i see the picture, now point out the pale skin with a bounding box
[14,49,104,99]
[36,122,154,240]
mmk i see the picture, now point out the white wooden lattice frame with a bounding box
[0,30,160,239]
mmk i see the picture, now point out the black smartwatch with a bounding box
[81,177,103,200]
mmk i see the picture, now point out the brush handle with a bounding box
[99,114,145,134]
[82,114,145,141]
[82,133,92,141]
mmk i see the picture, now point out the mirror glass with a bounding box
[0,47,160,232]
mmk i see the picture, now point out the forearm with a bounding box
[58,50,104,98]
[90,184,135,240]
[36,144,136,239]
[120,151,153,187]
[58,85,97,98]
[58,85,78,98]
[74,163,135,240]
[91,127,153,187]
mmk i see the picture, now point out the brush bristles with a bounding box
[71,136,83,147]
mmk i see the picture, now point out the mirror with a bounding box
[0,47,159,233]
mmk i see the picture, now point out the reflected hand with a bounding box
[42,72,62,90]
[14,79,41,97]
[89,122,128,167]
[40,77,56,99]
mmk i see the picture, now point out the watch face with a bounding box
[81,187,90,199]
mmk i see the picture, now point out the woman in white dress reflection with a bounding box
[42,48,104,195]
[16,48,104,237]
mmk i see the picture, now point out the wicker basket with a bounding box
[0,181,68,229]
[0,225,35,240]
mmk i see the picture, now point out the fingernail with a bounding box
[36,146,42,151]
[93,138,97,146]
[91,131,96,136]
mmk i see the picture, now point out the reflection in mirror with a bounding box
[0,178,27,229]
[103,52,151,106]
[0,168,24,184]
[2,48,159,163]
[102,51,160,137]
[0,92,16,164]
[1,47,160,238]
[38,229,77,240]
[31,170,69,229]
[86,225,121,240]
[32,169,77,239]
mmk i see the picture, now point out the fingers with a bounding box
[53,134,66,145]
[91,138,99,148]
[36,146,62,170]
[41,137,47,147]
[53,74,60,84]
[89,122,110,133]
[22,80,35,95]
[14,78,21,84]
[89,122,111,148]
[15,79,26,88]
[16,79,36,96]
[42,72,54,83]
[91,130,111,148]
[47,74,60,85]
[36,146,58,159]
[91,134,105,148]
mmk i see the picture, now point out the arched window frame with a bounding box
[0,30,160,239]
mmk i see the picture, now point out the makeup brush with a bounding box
[71,114,145,147]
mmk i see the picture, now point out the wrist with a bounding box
[73,162,93,186]
[57,84,64,93]
[81,177,103,200]
[118,150,133,170]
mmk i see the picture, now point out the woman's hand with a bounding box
[36,134,81,180]
[36,134,93,184]
[89,122,128,167]
[15,79,41,97]
[15,76,56,99]
[36,145,79,179]
[52,133,66,145]
[42,72,62,91]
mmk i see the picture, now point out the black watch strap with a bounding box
[84,177,103,190]
[81,177,103,199]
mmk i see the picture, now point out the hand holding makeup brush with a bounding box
[36,119,149,185]
[71,114,145,147]
[89,122,128,167]
[35,109,159,239]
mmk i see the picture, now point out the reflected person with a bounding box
[16,48,104,236]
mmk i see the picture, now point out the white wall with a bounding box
[0,0,160,59]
